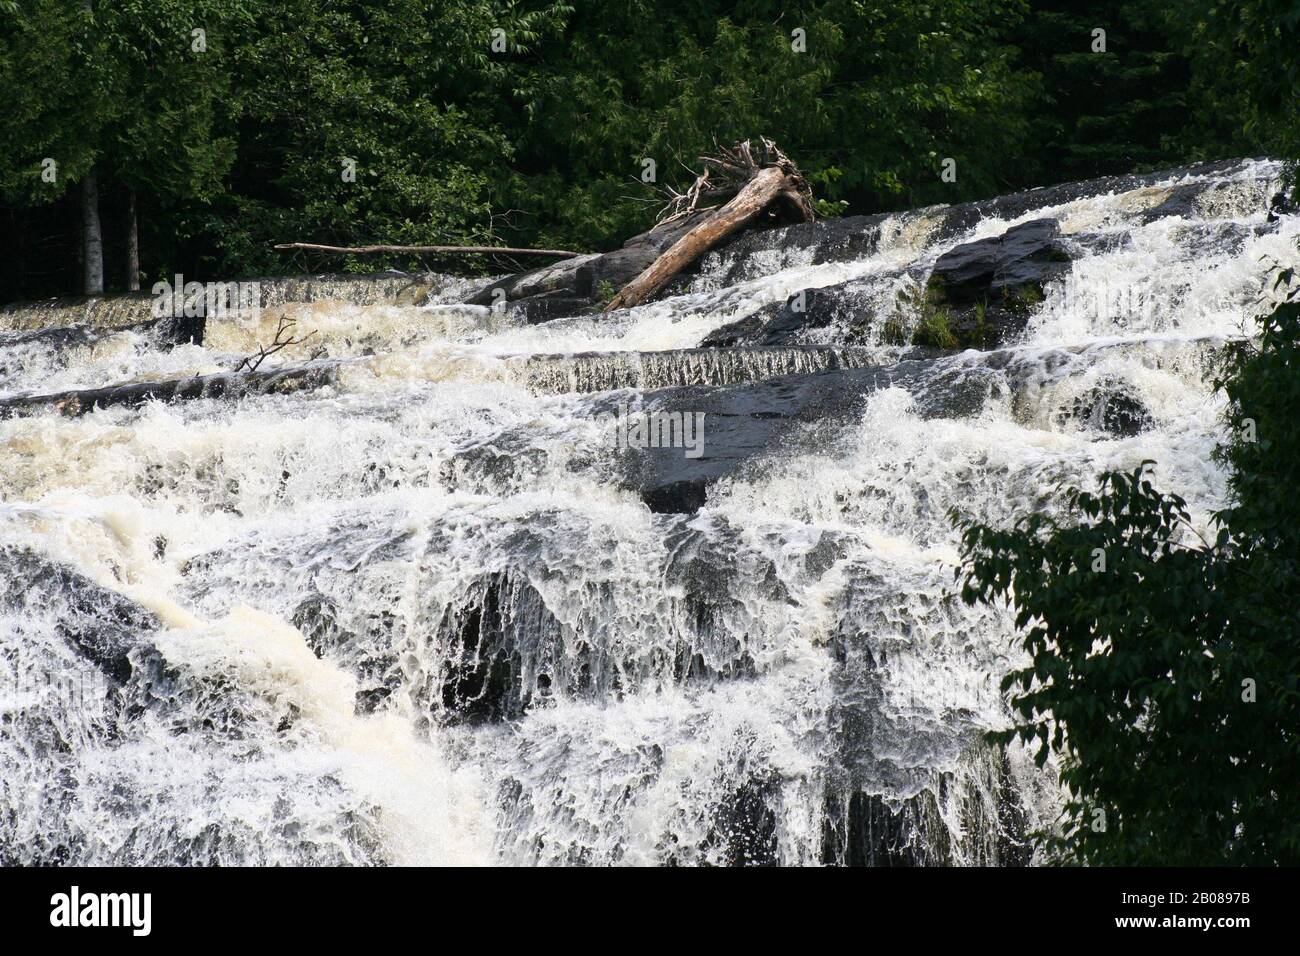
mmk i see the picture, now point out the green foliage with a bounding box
[0,0,107,203]
[1185,0,1300,172]
[202,0,573,275]
[1010,1,1205,180]
[594,278,616,303]
[1,0,1298,298]
[511,0,1039,249]
[1006,282,1043,315]
[952,275,1300,865]
[913,307,958,349]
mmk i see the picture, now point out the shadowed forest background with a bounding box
[1,0,1296,302]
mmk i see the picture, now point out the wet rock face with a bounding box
[930,156,1265,238]
[690,157,1267,277]
[1063,382,1154,437]
[433,571,565,725]
[452,158,1282,354]
[929,219,1068,301]
[292,595,398,714]
[701,285,864,348]
[705,775,781,866]
[0,546,158,685]
[819,765,1032,867]
[700,218,1084,352]
[924,217,1072,348]
[618,348,1017,514]
[696,212,894,285]
[620,366,886,513]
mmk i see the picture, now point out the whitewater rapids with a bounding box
[1,158,1294,865]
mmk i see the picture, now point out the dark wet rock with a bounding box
[922,218,1072,348]
[0,546,158,684]
[659,522,772,680]
[425,542,768,723]
[0,324,106,387]
[1140,180,1217,223]
[1064,382,1154,437]
[0,323,102,351]
[613,369,874,513]
[820,758,1031,867]
[431,571,563,724]
[292,594,395,714]
[459,342,1113,518]
[641,479,709,514]
[931,157,1263,239]
[1268,186,1297,222]
[152,312,206,346]
[930,219,1068,301]
[755,287,848,343]
[508,296,599,324]
[703,222,1087,352]
[700,278,904,347]
[697,311,770,348]
[705,775,781,866]
[1171,220,1281,258]
[618,348,1029,514]
[691,157,1270,278]
[1136,175,1279,225]
[0,318,204,380]
[690,212,895,287]
[821,789,951,866]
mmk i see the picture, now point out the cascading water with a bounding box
[1,158,1294,865]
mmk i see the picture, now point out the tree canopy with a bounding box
[0,0,1295,298]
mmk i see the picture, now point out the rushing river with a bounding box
[1,158,1294,865]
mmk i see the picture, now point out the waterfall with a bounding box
[1,158,1294,865]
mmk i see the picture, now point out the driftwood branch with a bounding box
[233,314,318,373]
[606,139,814,312]
[273,242,585,258]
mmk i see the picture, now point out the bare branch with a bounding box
[233,315,318,373]
[273,242,586,258]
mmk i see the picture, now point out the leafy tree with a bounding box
[952,273,1300,865]
[99,0,243,288]
[0,1,238,292]
[0,0,107,204]
[508,0,1040,250]
[1008,1,1204,181]
[2,0,1297,298]
[1185,0,1300,174]
[196,0,573,276]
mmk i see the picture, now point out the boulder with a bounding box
[1063,381,1154,437]
[921,218,1072,348]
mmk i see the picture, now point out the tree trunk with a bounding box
[81,167,104,295]
[273,241,585,258]
[604,166,790,312]
[0,360,344,419]
[125,187,140,292]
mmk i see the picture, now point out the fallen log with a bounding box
[273,242,585,258]
[0,360,345,418]
[606,167,791,312]
[605,139,814,312]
